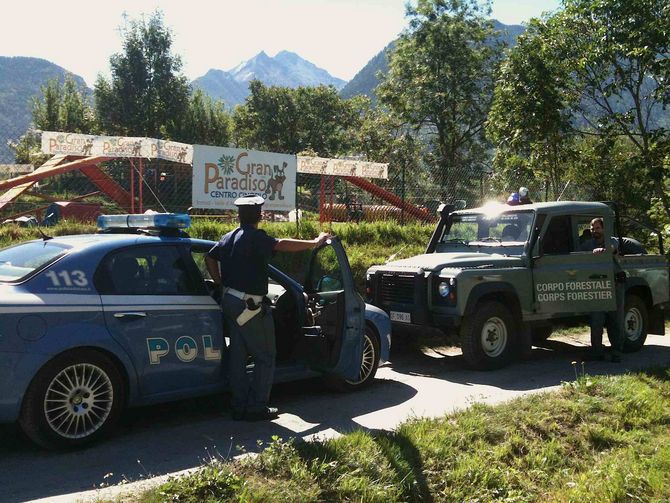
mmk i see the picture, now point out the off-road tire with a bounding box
[19,349,125,450]
[619,294,648,353]
[461,301,517,370]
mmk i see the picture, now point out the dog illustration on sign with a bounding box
[82,139,94,156]
[265,162,287,200]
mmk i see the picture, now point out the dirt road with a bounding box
[3,333,670,503]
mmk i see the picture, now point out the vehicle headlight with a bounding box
[435,277,457,304]
[365,272,373,298]
[438,281,451,297]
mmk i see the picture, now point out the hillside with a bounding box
[0,57,88,163]
[340,20,525,102]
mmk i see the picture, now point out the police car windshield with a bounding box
[442,210,533,246]
[0,241,71,281]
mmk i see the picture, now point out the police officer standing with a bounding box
[205,195,330,421]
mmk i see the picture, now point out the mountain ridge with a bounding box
[192,51,346,107]
[0,56,88,162]
[0,20,525,162]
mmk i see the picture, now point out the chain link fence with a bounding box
[0,127,600,227]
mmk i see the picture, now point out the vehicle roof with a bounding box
[457,201,614,216]
[8,233,215,253]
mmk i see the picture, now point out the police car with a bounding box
[0,213,391,448]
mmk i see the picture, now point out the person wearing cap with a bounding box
[205,195,330,421]
[518,187,532,204]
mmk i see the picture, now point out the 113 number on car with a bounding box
[45,270,89,287]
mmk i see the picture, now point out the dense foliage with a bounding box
[378,0,504,201]
[9,1,670,233]
[488,0,670,226]
[93,11,190,139]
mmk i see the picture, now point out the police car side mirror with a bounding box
[316,275,342,292]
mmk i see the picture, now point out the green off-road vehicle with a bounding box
[366,201,669,369]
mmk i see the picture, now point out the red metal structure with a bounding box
[318,174,431,223]
[0,155,132,215]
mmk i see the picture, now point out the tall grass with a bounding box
[139,369,670,502]
[2,219,434,291]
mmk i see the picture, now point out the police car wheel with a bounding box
[328,325,380,392]
[461,301,516,370]
[19,349,125,449]
[620,294,648,353]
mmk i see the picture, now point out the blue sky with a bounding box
[0,0,561,86]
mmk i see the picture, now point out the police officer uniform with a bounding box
[207,195,279,420]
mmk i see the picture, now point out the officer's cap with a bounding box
[234,195,265,207]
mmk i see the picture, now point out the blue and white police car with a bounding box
[0,213,391,449]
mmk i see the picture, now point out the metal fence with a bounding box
[0,127,596,226]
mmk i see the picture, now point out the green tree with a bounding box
[559,0,670,220]
[232,81,300,153]
[94,11,189,138]
[488,0,670,221]
[9,76,93,164]
[377,0,504,200]
[487,20,575,200]
[171,90,231,146]
[232,81,363,157]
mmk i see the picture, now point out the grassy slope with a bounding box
[1,219,433,291]
[136,369,670,502]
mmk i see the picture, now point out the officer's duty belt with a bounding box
[223,287,264,304]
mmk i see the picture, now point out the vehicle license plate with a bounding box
[390,311,411,323]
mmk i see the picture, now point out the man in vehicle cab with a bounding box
[581,217,624,362]
[205,195,329,421]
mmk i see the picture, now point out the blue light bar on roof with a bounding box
[97,213,191,230]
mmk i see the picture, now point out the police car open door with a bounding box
[297,238,365,380]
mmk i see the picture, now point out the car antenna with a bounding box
[386,244,408,264]
[36,224,53,241]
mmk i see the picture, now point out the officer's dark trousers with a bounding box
[222,294,276,414]
[589,280,625,354]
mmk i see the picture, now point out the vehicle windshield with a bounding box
[440,208,534,248]
[0,240,71,281]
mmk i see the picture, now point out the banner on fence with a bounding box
[41,132,193,164]
[297,156,388,179]
[192,145,297,211]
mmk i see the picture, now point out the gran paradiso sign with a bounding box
[192,145,297,211]
[39,133,388,212]
[192,148,388,211]
[41,132,193,164]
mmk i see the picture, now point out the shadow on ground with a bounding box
[0,377,416,503]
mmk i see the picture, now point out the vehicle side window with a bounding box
[190,245,212,281]
[541,216,573,255]
[574,215,600,252]
[307,245,343,293]
[96,246,204,295]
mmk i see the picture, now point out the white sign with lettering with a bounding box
[191,145,296,211]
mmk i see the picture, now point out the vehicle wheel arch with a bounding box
[465,283,522,323]
[19,346,129,449]
[625,282,652,309]
[21,346,131,413]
